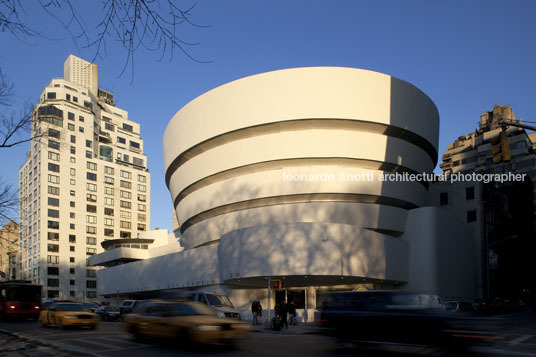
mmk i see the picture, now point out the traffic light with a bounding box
[491,131,511,164]
[271,280,283,289]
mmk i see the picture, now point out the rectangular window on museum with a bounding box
[440,192,448,206]
[466,186,475,200]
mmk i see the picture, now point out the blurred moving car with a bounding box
[95,305,120,321]
[39,302,99,329]
[123,300,249,345]
[120,300,142,317]
[320,290,498,353]
[84,302,100,312]
[445,301,472,312]
[159,291,242,320]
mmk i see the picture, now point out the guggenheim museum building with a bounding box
[93,67,476,317]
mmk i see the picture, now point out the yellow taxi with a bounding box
[39,302,99,329]
[123,300,250,345]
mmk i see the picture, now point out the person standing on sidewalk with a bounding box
[251,300,260,325]
[280,300,289,329]
[288,300,297,325]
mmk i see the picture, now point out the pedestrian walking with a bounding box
[289,300,298,325]
[251,300,260,325]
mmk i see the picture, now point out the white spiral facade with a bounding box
[164,67,439,286]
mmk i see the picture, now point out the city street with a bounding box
[2,312,536,356]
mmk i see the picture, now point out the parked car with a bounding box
[84,302,100,312]
[123,300,249,345]
[39,302,99,329]
[95,305,120,321]
[119,300,142,317]
[159,291,242,320]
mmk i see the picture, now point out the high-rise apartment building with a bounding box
[18,55,150,301]
[430,104,536,299]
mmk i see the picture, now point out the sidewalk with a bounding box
[250,321,320,335]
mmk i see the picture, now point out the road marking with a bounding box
[510,335,534,345]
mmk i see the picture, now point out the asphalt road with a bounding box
[2,313,536,356]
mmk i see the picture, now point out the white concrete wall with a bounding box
[404,207,476,299]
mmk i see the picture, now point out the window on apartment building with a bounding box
[86,215,97,224]
[117,137,126,144]
[47,267,59,275]
[104,187,114,195]
[104,218,114,226]
[86,140,92,148]
[70,223,75,229]
[70,201,75,207]
[466,186,475,200]
[87,172,97,181]
[48,140,60,150]
[133,157,144,167]
[87,183,97,192]
[120,221,131,229]
[120,170,131,179]
[122,123,133,132]
[47,232,59,241]
[48,186,60,195]
[86,204,97,213]
[86,150,92,159]
[87,162,97,171]
[104,208,114,216]
[104,229,114,237]
[138,184,146,192]
[47,221,59,229]
[120,180,131,189]
[130,141,140,149]
[467,210,477,223]
[87,193,97,202]
[73,96,78,103]
[68,123,75,131]
[104,197,114,206]
[87,291,96,298]
[70,135,76,143]
[440,192,448,206]
[137,204,146,212]
[120,231,131,239]
[69,235,76,243]
[70,279,75,286]
[70,146,76,154]
[47,92,56,99]
[79,115,84,122]
[104,176,114,185]
[70,168,76,176]
[70,246,75,252]
[47,244,59,252]
[86,226,97,234]
[79,127,84,133]
[87,237,96,245]
[68,112,75,120]
[120,190,131,199]
[47,174,59,184]
[105,123,114,131]
[86,248,96,256]
[48,128,60,139]
[48,151,60,161]
[47,279,59,287]
[137,223,146,231]
[70,179,76,185]
[138,175,146,182]
[70,212,75,219]
[48,197,59,206]
[86,269,97,278]
[47,209,59,218]
[138,213,146,222]
[69,268,75,274]
[120,200,131,209]
[70,257,75,263]
[47,290,60,298]
[104,166,114,175]
[120,211,131,219]
[48,163,59,172]
[47,255,59,264]
[137,194,146,202]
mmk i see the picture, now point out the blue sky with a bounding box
[1,0,535,231]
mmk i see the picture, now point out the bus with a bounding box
[0,280,42,320]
